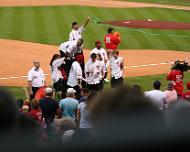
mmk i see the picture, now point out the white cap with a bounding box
[45,87,54,94]
[67,88,76,95]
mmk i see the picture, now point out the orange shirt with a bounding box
[104,33,121,50]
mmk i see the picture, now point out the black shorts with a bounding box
[111,77,123,88]
[53,78,67,92]
[87,83,102,92]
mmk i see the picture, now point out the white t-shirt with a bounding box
[98,60,105,80]
[144,90,166,110]
[90,47,108,64]
[85,59,101,85]
[28,67,45,87]
[59,41,82,57]
[69,26,85,41]
[110,56,123,79]
[78,102,92,129]
[51,58,65,83]
[67,61,82,87]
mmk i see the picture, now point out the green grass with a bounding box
[0,6,190,51]
[3,72,190,98]
[0,86,26,99]
[119,0,190,7]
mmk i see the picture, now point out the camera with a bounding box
[172,60,190,72]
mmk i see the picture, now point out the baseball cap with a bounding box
[67,88,76,94]
[22,105,29,111]
[186,82,190,89]
[95,40,101,45]
[45,87,54,94]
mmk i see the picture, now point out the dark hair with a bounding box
[97,53,102,61]
[0,89,18,131]
[72,22,78,27]
[86,91,98,108]
[90,53,97,59]
[81,88,90,94]
[89,85,157,122]
[153,81,161,90]
[108,27,114,33]
[50,54,60,66]
[30,99,39,109]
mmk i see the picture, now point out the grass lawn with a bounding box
[3,72,190,99]
[119,0,190,7]
[0,6,189,51]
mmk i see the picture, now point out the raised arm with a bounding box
[83,16,90,28]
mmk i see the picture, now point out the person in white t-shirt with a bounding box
[28,60,45,100]
[59,39,84,78]
[69,17,90,41]
[90,40,108,82]
[110,50,124,88]
[67,57,83,99]
[144,81,166,110]
[69,18,90,87]
[96,53,105,91]
[49,54,67,99]
[85,53,101,91]
[90,40,108,64]
[59,39,84,58]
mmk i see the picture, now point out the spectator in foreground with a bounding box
[77,90,97,129]
[164,81,178,109]
[144,81,165,110]
[39,87,59,130]
[182,82,190,101]
[78,88,90,103]
[59,88,79,121]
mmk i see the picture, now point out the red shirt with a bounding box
[167,70,184,96]
[104,33,121,50]
[28,109,42,123]
[182,90,190,100]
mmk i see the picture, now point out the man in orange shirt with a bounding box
[104,27,121,58]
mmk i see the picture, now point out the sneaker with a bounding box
[104,78,110,83]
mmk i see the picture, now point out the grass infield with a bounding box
[120,0,190,7]
[0,6,189,51]
[2,73,190,99]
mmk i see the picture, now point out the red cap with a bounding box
[186,82,190,89]
[95,40,101,45]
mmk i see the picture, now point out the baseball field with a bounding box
[0,0,190,98]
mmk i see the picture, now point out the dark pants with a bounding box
[30,87,40,100]
[111,77,123,88]
[53,78,67,92]
[99,80,104,91]
[53,78,68,100]
[87,83,102,92]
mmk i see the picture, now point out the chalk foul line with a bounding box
[0,61,173,80]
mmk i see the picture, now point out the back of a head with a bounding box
[167,81,174,90]
[67,88,76,97]
[0,89,18,131]
[77,38,84,46]
[108,27,114,33]
[153,80,161,90]
[90,53,97,59]
[89,86,159,123]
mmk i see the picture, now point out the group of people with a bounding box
[23,17,190,146]
[28,17,122,100]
